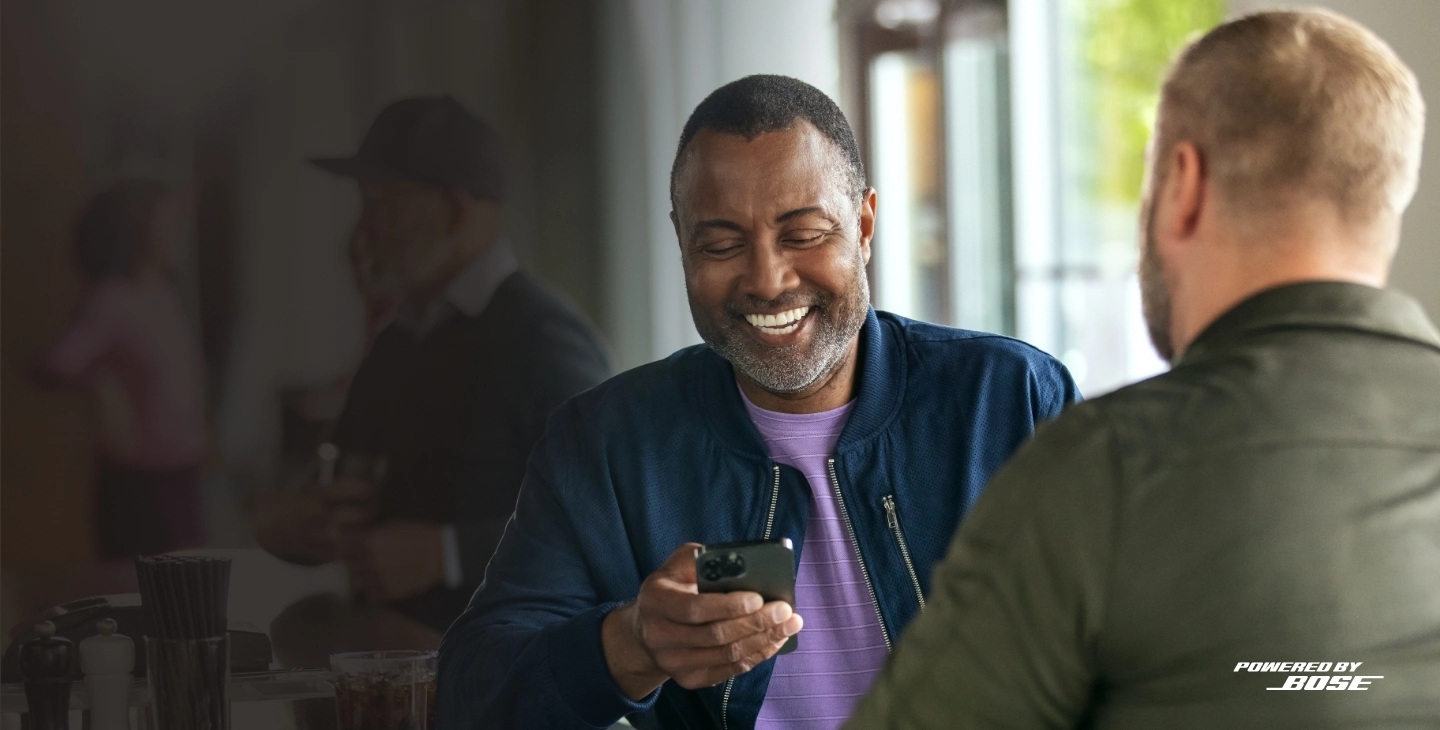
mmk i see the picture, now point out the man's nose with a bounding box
[742,239,799,302]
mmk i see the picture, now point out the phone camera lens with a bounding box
[721,552,746,578]
[701,558,724,582]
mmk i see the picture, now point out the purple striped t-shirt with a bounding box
[741,390,889,730]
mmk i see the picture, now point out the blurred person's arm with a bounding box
[438,401,655,730]
[255,471,450,597]
[843,405,1116,730]
[33,293,114,387]
[339,520,446,601]
[254,478,375,566]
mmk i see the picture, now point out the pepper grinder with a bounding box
[80,618,133,730]
[19,620,74,730]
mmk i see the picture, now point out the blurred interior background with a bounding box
[3,0,1437,672]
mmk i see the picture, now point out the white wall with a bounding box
[1229,0,1440,320]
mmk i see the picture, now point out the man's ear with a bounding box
[857,188,877,266]
[1160,142,1206,245]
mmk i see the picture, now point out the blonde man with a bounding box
[846,9,1438,729]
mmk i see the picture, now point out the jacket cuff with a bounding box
[544,602,660,726]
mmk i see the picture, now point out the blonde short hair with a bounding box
[1154,8,1425,224]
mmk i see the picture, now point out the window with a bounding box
[849,0,1222,394]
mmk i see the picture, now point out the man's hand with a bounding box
[254,489,337,565]
[601,543,803,701]
[253,477,377,566]
[340,521,446,602]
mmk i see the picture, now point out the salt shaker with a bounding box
[19,620,74,730]
[80,618,133,730]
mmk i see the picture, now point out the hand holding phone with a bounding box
[600,542,804,701]
[695,539,798,654]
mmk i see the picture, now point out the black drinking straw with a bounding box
[135,554,234,729]
[166,560,179,636]
[159,559,181,639]
[135,555,231,640]
[217,559,231,635]
[200,558,213,637]
[183,558,199,639]
[221,559,231,622]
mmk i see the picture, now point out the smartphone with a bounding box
[695,538,798,654]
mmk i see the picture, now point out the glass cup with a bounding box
[145,635,230,730]
[330,650,437,730]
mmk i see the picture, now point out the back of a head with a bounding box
[1156,9,1425,228]
[74,179,170,282]
[670,74,866,207]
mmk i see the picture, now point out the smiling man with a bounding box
[437,75,1078,730]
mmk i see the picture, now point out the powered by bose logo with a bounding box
[1234,662,1382,691]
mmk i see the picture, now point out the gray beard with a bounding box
[712,308,859,394]
[695,263,870,395]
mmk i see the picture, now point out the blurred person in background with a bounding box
[845,9,1439,729]
[34,179,209,559]
[438,75,1078,730]
[269,208,405,475]
[256,96,611,662]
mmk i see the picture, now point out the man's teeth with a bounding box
[745,307,810,334]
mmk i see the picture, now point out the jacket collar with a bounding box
[693,308,904,458]
[393,239,519,337]
[1180,281,1440,365]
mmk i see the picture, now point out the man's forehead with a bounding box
[675,123,850,218]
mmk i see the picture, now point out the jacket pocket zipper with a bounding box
[722,464,783,730]
[882,495,926,610]
[829,459,892,652]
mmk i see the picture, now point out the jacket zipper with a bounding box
[722,464,783,730]
[762,465,780,540]
[828,459,892,651]
[882,495,926,610]
[721,679,735,730]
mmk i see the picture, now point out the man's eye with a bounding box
[784,232,826,245]
[703,242,743,256]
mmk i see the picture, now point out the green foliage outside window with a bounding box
[1082,0,1225,205]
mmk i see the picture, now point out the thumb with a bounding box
[656,542,703,587]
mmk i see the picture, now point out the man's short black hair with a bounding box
[670,74,867,208]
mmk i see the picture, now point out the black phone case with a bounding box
[695,539,798,654]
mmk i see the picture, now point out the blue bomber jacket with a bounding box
[438,309,1079,729]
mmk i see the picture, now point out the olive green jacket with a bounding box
[845,282,1440,730]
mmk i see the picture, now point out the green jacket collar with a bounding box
[1180,281,1440,365]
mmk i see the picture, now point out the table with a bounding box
[2,674,635,729]
[1,670,333,729]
